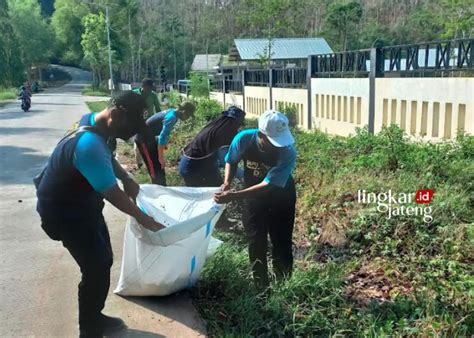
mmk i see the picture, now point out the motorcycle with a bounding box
[20,96,31,112]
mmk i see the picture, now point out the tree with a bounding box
[51,0,88,65]
[438,0,474,39]
[0,0,24,87]
[81,13,110,88]
[8,0,54,81]
[326,1,363,51]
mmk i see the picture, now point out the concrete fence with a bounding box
[208,39,474,141]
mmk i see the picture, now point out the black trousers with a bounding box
[60,216,113,335]
[178,154,223,188]
[242,179,296,288]
[135,140,167,186]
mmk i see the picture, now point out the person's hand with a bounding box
[138,214,165,232]
[220,182,231,192]
[158,155,166,169]
[214,190,235,204]
[122,177,139,201]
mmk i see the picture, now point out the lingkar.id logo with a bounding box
[357,189,434,223]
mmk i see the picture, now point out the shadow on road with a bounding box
[119,292,206,336]
[33,102,79,106]
[0,145,49,185]
[0,108,49,121]
[109,328,165,338]
[0,127,56,135]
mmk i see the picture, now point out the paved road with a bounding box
[0,66,206,337]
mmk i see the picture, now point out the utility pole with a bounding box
[105,6,114,91]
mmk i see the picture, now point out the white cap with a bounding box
[258,110,295,147]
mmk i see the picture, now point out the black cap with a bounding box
[110,90,147,132]
[223,106,246,125]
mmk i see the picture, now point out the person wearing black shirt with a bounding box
[178,106,245,187]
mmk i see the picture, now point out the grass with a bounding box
[0,87,18,101]
[85,100,108,112]
[116,99,474,336]
[82,85,110,97]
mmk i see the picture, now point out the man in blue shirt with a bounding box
[214,110,297,288]
[36,91,163,337]
[135,101,195,185]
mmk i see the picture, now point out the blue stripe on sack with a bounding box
[205,221,211,238]
[188,255,197,288]
[137,202,147,215]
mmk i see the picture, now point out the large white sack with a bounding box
[114,184,225,296]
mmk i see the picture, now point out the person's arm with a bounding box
[112,157,139,201]
[221,162,237,191]
[74,133,162,231]
[102,185,163,231]
[214,180,272,203]
[215,143,297,204]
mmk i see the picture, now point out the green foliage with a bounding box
[162,90,183,109]
[0,0,24,87]
[7,0,53,78]
[82,86,109,97]
[85,100,108,113]
[81,13,110,87]
[276,102,298,128]
[189,72,209,99]
[326,1,363,51]
[194,98,222,122]
[190,125,474,336]
[0,87,17,101]
[51,0,88,65]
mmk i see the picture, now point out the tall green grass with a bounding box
[82,85,110,97]
[0,87,17,101]
[85,100,108,112]
[192,125,473,336]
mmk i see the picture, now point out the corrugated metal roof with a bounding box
[234,38,333,60]
[191,54,222,71]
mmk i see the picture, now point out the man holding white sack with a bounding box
[214,110,297,289]
[36,91,164,337]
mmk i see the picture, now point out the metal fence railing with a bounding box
[244,70,270,86]
[273,68,307,88]
[310,38,473,78]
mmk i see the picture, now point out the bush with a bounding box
[0,87,17,101]
[189,72,209,98]
[162,90,183,109]
[277,102,298,127]
[194,98,223,122]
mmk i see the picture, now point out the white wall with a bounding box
[244,86,271,119]
[272,88,308,129]
[310,78,370,136]
[210,92,244,110]
[375,78,474,141]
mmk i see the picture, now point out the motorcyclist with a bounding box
[18,86,32,111]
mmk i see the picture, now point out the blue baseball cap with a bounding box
[223,106,246,124]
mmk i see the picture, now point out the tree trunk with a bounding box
[128,9,136,83]
[137,27,144,81]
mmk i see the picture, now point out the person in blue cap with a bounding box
[214,110,297,289]
[35,90,163,337]
[179,106,246,187]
